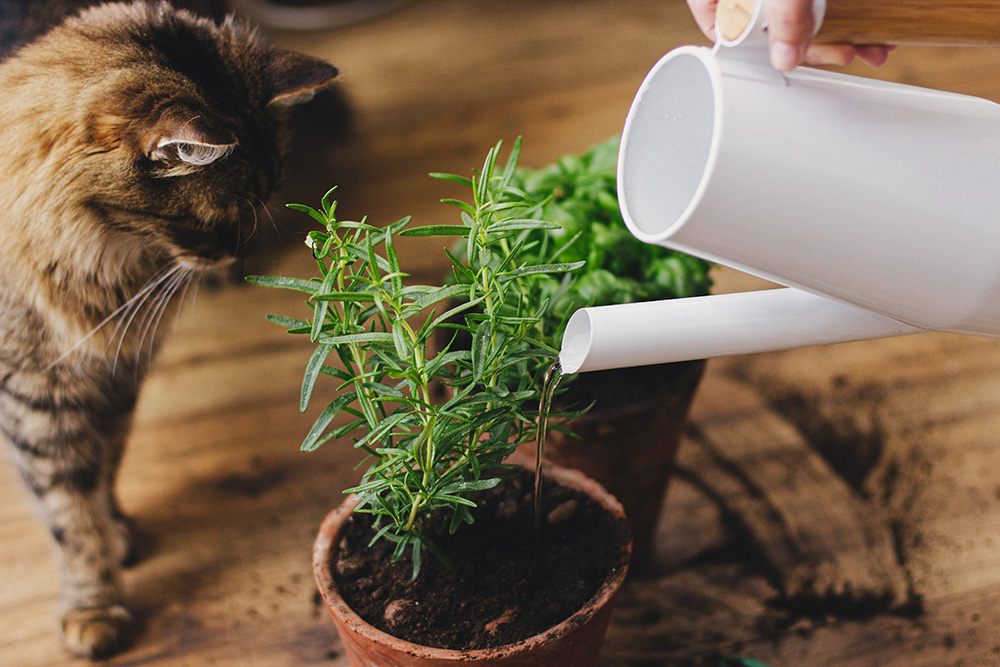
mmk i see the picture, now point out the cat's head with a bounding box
[45,2,339,271]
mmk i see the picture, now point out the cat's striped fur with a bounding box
[0,1,337,657]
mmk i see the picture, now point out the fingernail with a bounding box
[769,41,800,71]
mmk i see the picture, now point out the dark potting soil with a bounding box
[329,468,630,650]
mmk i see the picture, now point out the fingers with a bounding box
[685,0,893,71]
[765,0,816,70]
[803,43,897,68]
[686,0,719,41]
[855,44,896,67]
[803,43,856,67]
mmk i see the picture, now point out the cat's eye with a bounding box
[175,142,233,166]
[149,138,236,167]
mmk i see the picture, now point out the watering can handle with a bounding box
[717,0,1000,46]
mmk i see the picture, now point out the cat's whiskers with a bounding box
[135,267,185,345]
[246,194,282,241]
[45,264,181,371]
[106,266,179,345]
[238,196,261,245]
[141,267,206,372]
[109,265,186,376]
[134,266,195,370]
[169,267,200,331]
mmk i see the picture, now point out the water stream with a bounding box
[534,358,563,552]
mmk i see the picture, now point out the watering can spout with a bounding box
[559,288,922,374]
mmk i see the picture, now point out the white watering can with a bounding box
[560,0,1000,374]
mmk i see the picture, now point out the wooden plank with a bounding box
[5,1,1000,664]
[687,373,911,609]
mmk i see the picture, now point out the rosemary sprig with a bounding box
[249,139,583,577]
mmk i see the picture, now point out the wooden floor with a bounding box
[6,0,1000,664]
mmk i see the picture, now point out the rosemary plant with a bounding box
[447,137,713,393]
[249,139,583,576]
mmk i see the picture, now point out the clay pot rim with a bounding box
[312,455,631,660]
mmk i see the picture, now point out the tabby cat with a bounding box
[0,0,337,658]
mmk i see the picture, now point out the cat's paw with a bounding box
[61,605,132,659]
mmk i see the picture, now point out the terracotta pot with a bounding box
[539,360,705,571]
[312,455,631,666]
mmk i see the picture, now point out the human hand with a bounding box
[685,0,894,71]
[764,0,894,70]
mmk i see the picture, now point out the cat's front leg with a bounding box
[1,390,136,659]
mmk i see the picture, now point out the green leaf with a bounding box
[435,493,478,508]
[337,220,381,233]
[320,364,353,381]
[499,135,522,187]
[488,219,562,233]
[440,478,501,494]
[448,505,471,534]
[320,186,338,217]
[362,381,405,399]
[310,264,340,343]
[444,248,476,284]
[424,349,471,378]
[412,528,451,571]
[331,419,366,440]
[311,292,376,303]
[352,411,410,451]
[410,283,467,311]
[318,332,395,345]
[343,240,391,274]
[384,227,403,294]
[245,275,319,294]
[399,225,472,238]
[468,406,511,429]
[428,172,474,188]
[391,532,411,563]
[383,216,412,238]
[285,203,328,226]
[391,321,409,360]
[427,293,485,331]
[367,522,397,547]
[264,314,310,330]
[502,261,586,280]
[301,342,334,412]
[301,393,355,452]
[439,199,477,216]
[465,218,480,268]
[471,320,491,383]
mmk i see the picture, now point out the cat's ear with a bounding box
[265,50,339,108]
[146,114,238,168]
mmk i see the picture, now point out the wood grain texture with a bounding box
[4,1,1000,665]
[717,0,1000,45]
[686,374,911,610]
[818,0,1000,46]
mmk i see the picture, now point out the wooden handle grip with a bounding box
[717,0,1000,46]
